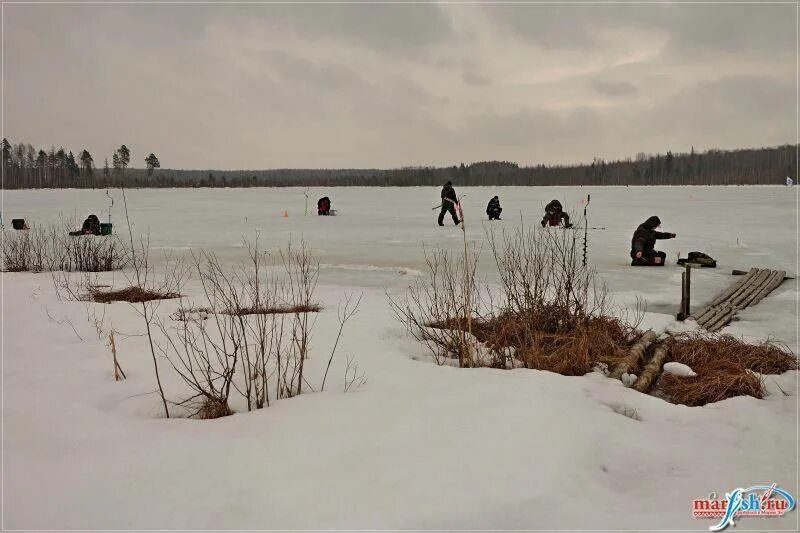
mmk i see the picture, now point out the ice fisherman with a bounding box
[438,181,460,226]
[317,196,332,216]
[541,199,572,228]
[69,214,101,236]
[630,216,676,266]
[486,196,502,220]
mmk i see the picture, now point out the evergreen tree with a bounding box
[1,138,11,185]
[66,151,80,181]
[80,149,94,176]
[145,153,160,176]
[117,145,130,175]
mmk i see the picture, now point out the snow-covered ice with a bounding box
[2,186,797,530]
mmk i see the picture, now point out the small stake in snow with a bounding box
[677,263,692,321]
[109,331,126,381]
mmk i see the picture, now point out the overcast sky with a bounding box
[4,2,796,169]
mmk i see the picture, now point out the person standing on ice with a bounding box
[630,215,676,266]
[438,181,460,226]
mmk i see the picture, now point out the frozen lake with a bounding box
[2,185,798,530]
[4,185,797,343]
[4,185,797,278]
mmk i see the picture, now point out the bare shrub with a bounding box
[486,222,612,320]
[391,223,639,372]
[156,237,326,417]
[388,245,482,367]
[2,221,128,272]
[121,187,185,419]
[281,239,320,394]
[344,354,367,392]
[322,293,362,391]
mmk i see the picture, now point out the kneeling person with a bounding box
[541,199,572,228]
[70,214,101,236]
[486,196,502,220]
[318,196,331,216]
[630,216,676,266]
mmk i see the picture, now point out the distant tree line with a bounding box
[1,140,159,189]
[1,139,795,189]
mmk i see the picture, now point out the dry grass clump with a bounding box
[222,303,322,316]
[669,334,797,374]
[89,286,181,304]
[660,368,763,407]
[480,307,631,374]
[197,397,233,420]
[426,307,634,374]
[659,334,797,406]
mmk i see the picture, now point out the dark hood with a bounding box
[643,216,661,229]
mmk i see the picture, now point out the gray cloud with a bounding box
[4,3,794,169]
[590,80,638,97]
[462,71,491,87]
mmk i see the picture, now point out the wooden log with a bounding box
[692,304,719,326]
[692,268,759,324]
[733,268,794,280]
[696,302,728,329]
[710,268,758,306]
[730,269,773,308]
[691,267,788,332]
[632,339,672,393]
[699,270,785,332]
[610,330,657,380]
[695,298,735,328]
[703,304,737,332]
[740,270,785,309]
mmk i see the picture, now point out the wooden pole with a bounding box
[685,263,691,316]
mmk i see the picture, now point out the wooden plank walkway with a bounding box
[691,267,787,332]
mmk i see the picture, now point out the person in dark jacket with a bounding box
[317,196,331,216]
[437,181,460,226]
[630,216,676,266]
[486,196,502,220]
[70,214,101,236]
[541,199,572,228]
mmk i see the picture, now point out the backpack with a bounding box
[677,251,717,268]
